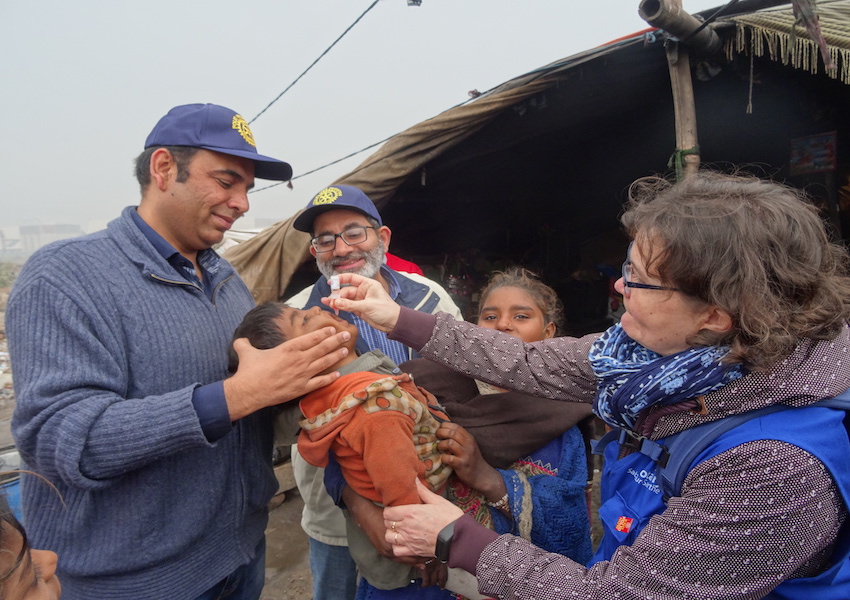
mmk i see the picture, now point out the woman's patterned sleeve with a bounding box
[419,312,599,403]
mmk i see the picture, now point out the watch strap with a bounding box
[435,520,456,563]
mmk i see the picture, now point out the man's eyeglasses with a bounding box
[621,241,681,296]
[311,225,376,253]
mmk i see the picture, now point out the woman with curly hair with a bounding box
[332,171,850,600]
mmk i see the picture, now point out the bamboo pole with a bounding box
[667,41,700,179]
[639,0,722,56]
[639,0,702,179]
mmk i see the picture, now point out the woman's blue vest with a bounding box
[591,405,850,599]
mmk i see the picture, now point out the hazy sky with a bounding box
[1,0,722,234]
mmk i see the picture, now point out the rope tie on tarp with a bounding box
[668,145,700,181]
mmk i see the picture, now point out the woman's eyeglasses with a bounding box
[621,241,681,296]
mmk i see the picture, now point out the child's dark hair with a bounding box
[227,302,291,374]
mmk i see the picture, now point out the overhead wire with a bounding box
[248,0,380,125]
[252,25,625,195]
[249,2,745,195]
[251,31,644,195]
[251,93,480,195]
[253,0,605,195]
[250,2,751,196]
[251,133,394,193]
[682,0,741,42]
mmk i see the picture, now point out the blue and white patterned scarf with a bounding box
[589,323,746,429]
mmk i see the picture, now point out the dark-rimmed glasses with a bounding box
[311,225,376,253]
[621,241,681,296]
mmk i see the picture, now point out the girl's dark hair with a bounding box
[227,302,290,374]
[621,170,850,369]
[476,267,565,335]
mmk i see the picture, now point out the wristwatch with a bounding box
[435,520,456,563]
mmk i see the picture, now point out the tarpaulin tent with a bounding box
[225,0,850,332]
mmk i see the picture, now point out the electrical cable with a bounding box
[250,32,627,194]
[682,0,741,42]
[250,133,394,193]
[249,0,380,124]
[253,1,650,194]
[250,92,478,195]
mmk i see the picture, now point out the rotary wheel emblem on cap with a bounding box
[231,115,256,147]
[312,187,343,205]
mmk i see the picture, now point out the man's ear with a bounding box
[702,305,733,334]
[309,245,317,258]
[378,226,392,251]
[150,148,176,191]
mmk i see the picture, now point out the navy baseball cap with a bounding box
[144,103,293,181]
[293,185,383,232]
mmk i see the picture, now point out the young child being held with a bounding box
[228,302,452,508]
[229,302,453,589]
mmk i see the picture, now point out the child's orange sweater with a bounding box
[298,371,451,507]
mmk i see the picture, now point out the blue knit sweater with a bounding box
[6,207,275,600]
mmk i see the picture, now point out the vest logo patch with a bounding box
[626,467,660,494]
[231,115,256,147]
[615,516,634,533]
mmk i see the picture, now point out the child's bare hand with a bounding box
[437,423,503,498]
[419,559,448,588]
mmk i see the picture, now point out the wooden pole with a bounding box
[639,0,702,180]
[667,40,700,179]
[639,0,722,56]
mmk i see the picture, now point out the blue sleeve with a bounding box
[324,453,347,507]
[489,428,592,565]
[192,381,232,442]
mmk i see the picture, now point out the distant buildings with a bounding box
[0,229,25,262]
[0,223,87,261]
[18,223,86,257]
[1,217,282,261]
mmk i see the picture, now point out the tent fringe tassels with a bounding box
[726,22,850,84]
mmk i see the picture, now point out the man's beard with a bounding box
[317,242,385,281]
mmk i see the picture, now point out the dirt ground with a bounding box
[262,487,314,599]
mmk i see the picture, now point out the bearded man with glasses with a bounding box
[285,185,463,600]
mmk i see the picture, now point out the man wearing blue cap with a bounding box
[286,185,463,599]
[6,104,351,600]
